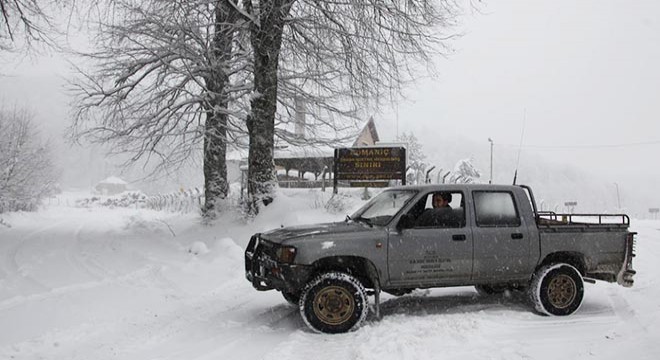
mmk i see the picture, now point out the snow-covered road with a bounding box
[1,195,658,360]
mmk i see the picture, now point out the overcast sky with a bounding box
[1,0,659,212]
[381,0,660,183]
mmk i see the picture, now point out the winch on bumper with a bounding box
[244,234,312,292]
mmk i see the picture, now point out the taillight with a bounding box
[276,246,297,264]
[628,232,637,258]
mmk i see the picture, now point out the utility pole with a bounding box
[614,182,621,210]
[488,138,494,184]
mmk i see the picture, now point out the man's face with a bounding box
[433,195,449,208]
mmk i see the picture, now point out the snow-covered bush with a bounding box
[75,191,148,208]
[145,188,204,213]
[325,192,356,214]
[0,107,58,213]
[449,157,482,184]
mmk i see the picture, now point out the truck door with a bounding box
[387,191,473,287]
[470,190,533,281]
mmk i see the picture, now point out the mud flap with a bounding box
[364,262,382,320]
[374,282,381,319]
[367,282,382,320]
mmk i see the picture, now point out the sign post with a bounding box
[564,201,578,214]
[333,146,406,193]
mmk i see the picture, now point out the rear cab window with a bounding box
[472,191,521,227]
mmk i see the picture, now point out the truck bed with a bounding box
[535,212,635,286]
[537,212,630,230]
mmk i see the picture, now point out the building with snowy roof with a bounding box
[94,176,129,195]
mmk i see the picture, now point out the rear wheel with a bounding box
[530,263,584,316]
[300,272,368,334]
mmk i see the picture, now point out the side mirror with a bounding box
[397,214,415,230]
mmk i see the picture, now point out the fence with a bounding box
[145,188,204,213]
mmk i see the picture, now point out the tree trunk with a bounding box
[202,1,240,218]
[246,0,295,215]
[203,107,229,217]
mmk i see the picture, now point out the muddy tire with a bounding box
[299,272,368,334]
[281,291,301,306]
[530,263,584,316]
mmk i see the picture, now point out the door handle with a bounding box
[511,233,524,239]
[452,234,466,241]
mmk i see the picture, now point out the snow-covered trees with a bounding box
[247,0,457,212]
[71,0,457,217]
[0,0,52,49]
[0,107,58,213]
[397,132,427,185]
[71,1,249,218]
[450,157,482,184]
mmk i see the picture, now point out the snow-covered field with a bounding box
[1,189,659,360]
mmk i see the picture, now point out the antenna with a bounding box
[513,110,526,185]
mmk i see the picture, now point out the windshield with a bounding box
[350,189,418,226]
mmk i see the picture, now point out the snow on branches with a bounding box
[0,107,58,213]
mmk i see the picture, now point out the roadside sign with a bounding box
[333,147,406,192]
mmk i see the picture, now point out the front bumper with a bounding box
[244,234,312,292]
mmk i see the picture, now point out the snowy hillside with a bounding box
[1,188,658,360]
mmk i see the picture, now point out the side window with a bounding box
[414,191,465,228]
[473,191,521,227]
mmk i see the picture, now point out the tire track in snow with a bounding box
[31,278,302,360]
[2,223,63,296]
[65,223,113,281]
[0,262,180,312]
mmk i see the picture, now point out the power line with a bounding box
[499,140,660,150]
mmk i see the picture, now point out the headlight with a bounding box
[276,245,297,264]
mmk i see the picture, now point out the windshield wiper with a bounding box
[345,214,352,222]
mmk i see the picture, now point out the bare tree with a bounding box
[0,0,82,52]
[242,0,457,213]
[1,0,49,48]
[0,106,58,213]
[70,0,250,218]
[72,0,458,217]
[242,0,294,213]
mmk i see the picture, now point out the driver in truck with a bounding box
[432,192,452,209]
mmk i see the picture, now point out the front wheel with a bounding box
[300,272,368,334]
[530,263,584,316]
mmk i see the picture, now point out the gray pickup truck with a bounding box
[245,184,636,333]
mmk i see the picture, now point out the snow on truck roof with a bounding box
[387,183,526,191]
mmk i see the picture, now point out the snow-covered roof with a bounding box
[98,176,128,185]
[273,144,335,159]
